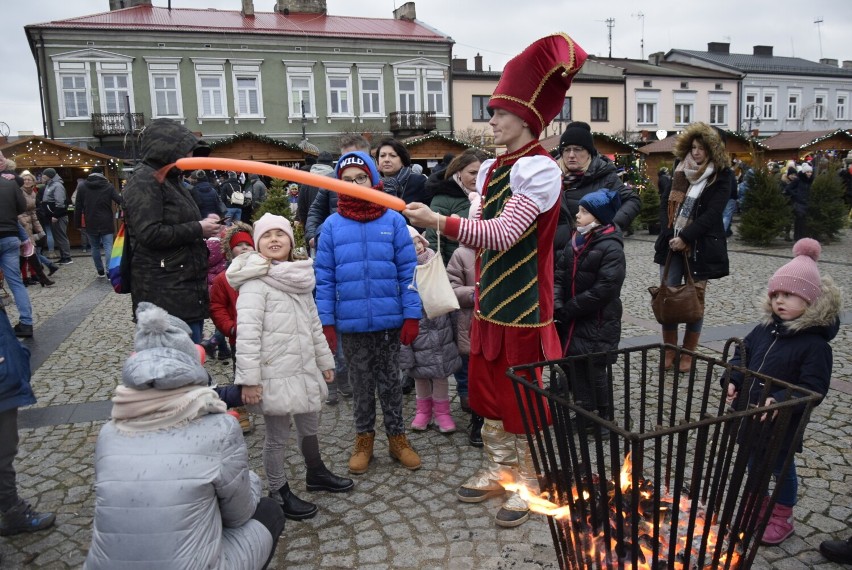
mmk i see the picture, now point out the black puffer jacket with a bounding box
[556,154,639,256]
[654,167,731,280]
[724,277,840,452]
[554,225,625,359]
[74,174,122,234]
[122,118,210,323]
[191,181,221,219]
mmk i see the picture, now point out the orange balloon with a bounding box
[175,157,405,211]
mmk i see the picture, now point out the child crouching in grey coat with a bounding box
[400,227,462,433]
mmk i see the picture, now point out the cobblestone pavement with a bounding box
[1,232,850,569]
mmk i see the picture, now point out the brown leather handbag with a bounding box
[648,252,706,325]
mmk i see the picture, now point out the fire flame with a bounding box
[500,451,742,569]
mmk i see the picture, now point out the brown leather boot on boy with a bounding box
[349,432,375,474]
[387,433,421,470]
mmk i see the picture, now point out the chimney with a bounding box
[275,0,326,14]
[707,42,730,54]
[648,51,664,65]
[819,58,839,67]
[241,0,254,17]
[474,53,483,72]
[109,0,152,9]
[452,58,468,72]
[843,60,852,69]
[753,45,773,57]
[393,2,417,20]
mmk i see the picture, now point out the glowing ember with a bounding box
[500,452,743,569]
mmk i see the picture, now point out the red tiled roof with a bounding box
[27,5,451,44]
[760,130,852,150]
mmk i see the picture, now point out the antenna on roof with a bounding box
[814,18,824,58]
[605,18,615,58]
[632,12,645,59]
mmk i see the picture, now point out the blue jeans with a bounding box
[86,231,114,274]
[225,207,242,224]
[455,354,469,396]
[187,321,203,344]
[0,237,33,325]
[750,452,798,507]
[722,199,737,233]
[42,224,54,253]
[660,252,703,333]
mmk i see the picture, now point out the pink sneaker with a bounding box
[411,398,432,431]
[432,399,456,433]
[761,504,795,545]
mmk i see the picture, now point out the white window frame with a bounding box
[355,65,384,119]
[637,102,656,125]
[324,65,354,120]
[424,69,447,116]
[762,90,777,120]
[55,64,92,122]
[673,92,695,126]
[814,90,827,120]
[283,61,317,123]
[231,60,264,123]
[710,104,727,126]
[635,90,659,127]
[145,57,184,121]
[396,72,419,113]
[192,59,228,123]
[744,89,760,120]
[787,90,801,120]
[96,63,134,115]
[836,91,848,121]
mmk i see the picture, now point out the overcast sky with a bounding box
[4,0,851,135]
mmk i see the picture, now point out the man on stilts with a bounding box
[405,33,588,527]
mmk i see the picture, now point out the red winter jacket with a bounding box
[210,271,238,345]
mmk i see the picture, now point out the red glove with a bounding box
[400,319,419,345]
[322,325,337,354]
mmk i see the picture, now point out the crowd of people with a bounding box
[0,34,848,568]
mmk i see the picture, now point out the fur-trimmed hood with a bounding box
[672,122,731,171]
[760,275,842,339]
[222,221,254,262]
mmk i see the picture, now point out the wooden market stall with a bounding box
[208,132,315,169]
[401,133,492,174]
[539,131,637,159]
[760,129,852,164]
[636,131,765,176]
[0,136,122,246]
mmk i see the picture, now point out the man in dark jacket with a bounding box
[189,170,222,220]
[296,151,334,229]
[0,305,55,535]
[0,162,33,337]
[41,168,73,265]
[555,122,640,257]
[74,167,122,278]
[122,118,221,342]
[219,171,243,223]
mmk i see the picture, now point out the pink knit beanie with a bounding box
[253,213,294,250]
[767,238,822,304]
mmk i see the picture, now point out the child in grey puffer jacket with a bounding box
[399,227,462,433]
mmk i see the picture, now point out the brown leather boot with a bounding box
[679,331,701,372]
[235,406,253,434]
[662,329,678,370]
[387,433,421,470]
[348,432,375,474]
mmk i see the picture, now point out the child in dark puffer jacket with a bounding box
[400,226,462,434]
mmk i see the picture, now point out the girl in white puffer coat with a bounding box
[226,213,353,522]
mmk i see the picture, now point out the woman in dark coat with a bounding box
[654,122,731,371]
[122,118,221,341]
[376,138,430,221]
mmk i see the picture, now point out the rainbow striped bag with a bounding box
[107,223,132,294]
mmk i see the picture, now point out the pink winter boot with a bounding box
[761,503,795,545]
[432,399,456,433]
[411,398,433,431]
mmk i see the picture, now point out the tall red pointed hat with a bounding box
[489,33,588,137]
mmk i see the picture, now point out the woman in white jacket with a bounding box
[227,213,353,521]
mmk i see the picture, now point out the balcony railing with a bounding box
[92,113,145,137]
[389,111,436,134]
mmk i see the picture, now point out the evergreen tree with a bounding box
[250,178,307,253]
[638,180,661,234]
[739,168,792,246]
[806,165,847,243]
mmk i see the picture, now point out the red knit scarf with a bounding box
[338,193,387,222]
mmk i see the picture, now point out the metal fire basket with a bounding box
[507,340,821,570]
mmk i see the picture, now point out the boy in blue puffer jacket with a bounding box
[314,151,423,474]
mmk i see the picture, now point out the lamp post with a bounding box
[741,107,761,137]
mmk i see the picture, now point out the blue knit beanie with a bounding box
[579,189,621,225]
[335,151,381,187]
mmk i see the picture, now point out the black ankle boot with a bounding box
[468,414,484,448]
[306,465,354,493]
[274,482,318,521]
